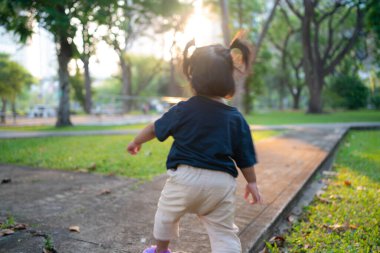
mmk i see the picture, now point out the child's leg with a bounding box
[199,201,241,253]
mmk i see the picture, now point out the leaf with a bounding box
[344,180,352,186]
[99,189,111,195]
[69,226,80,233]
[1,178,11,184]
[13,223,27,230]
[323,221,358,232]
[329,194,343,200]
[87,163,96,171]
[287,215,296,224]
[322,171,338,177]
[0,229,14,236]
[304,244,312,249]
[356,186,366,191]
[268,235,285,247]
[316,196,332,204]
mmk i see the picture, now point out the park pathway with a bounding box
[0,124,378,253]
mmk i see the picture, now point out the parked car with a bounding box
[28,105,56,118]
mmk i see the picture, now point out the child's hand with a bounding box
[244,182,263,205]
[127,140,141,155]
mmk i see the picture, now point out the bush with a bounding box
[329,75,369,110]
[371,95,380,109]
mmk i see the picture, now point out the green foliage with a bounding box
[44,235,54,251]
[129,55,168,96]
[69,67,86,111]
[0,53,34,100]
[0,131,277,179]
[285,130,380,252]
[329,75,369,110]
[371,95,380,109]
[0,215,15,229]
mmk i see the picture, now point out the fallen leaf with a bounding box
[13,223,27,230]
[316,190,325,197]
[69,226,80,233]
[356,186,366,191]
[317,196,332,204]
[323,222,358,232]
[322,171,338,177]
[344,180,352,186]
[329,194,343,200]
[87,163,96,171]
[99,189,111,195]
[0,229,14,236]
[268,235,285,248]
[1,178,11,184]
[287,215,296,224]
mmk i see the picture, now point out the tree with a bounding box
[268,4,304,109]
[216,0,280,112]
[285,0,365,113]
[0,0,116,126]
[0,53,34,123]
[101,0,189,113]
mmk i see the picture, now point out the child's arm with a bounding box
[241,166,263,205]
[127,123,155,155]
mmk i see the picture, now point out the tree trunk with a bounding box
[11,101,16,124]
[56,37,73,127]
[83,57,92,114]
[292,89,301,110]
[219,0,231,46]
[307,74,324,113]
[1,98,6,124]
[119,54,132,113]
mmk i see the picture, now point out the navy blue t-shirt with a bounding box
[154,95,257,178]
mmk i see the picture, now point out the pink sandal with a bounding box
[143,245,171,253]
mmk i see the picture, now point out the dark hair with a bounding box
[183,35,251,98]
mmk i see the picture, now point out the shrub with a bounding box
[329,75,369,110]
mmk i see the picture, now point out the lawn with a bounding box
[0,130,278,180]
[0,110,379,132]
[246,110,380,125]
[273,130,380,252]
[0,124,146,132]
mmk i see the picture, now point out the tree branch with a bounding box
[316,2,340,24]
[285,0,303,19]
[254,0,281,63]
[323,6,364,75]
[322,13,335,62]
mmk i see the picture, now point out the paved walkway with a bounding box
[0,124,378,253]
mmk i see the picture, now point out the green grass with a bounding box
[246,110,380,125]
[0,124,146,132]
[1,110,378,132]
[0,131,278,180]
[278,130,380,252]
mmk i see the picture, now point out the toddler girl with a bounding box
[127,35,262,253]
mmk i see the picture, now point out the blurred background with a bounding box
[0,0,379,127]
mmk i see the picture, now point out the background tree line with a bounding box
[0,0,379,127]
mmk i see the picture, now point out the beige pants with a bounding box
[154,164,241,253]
